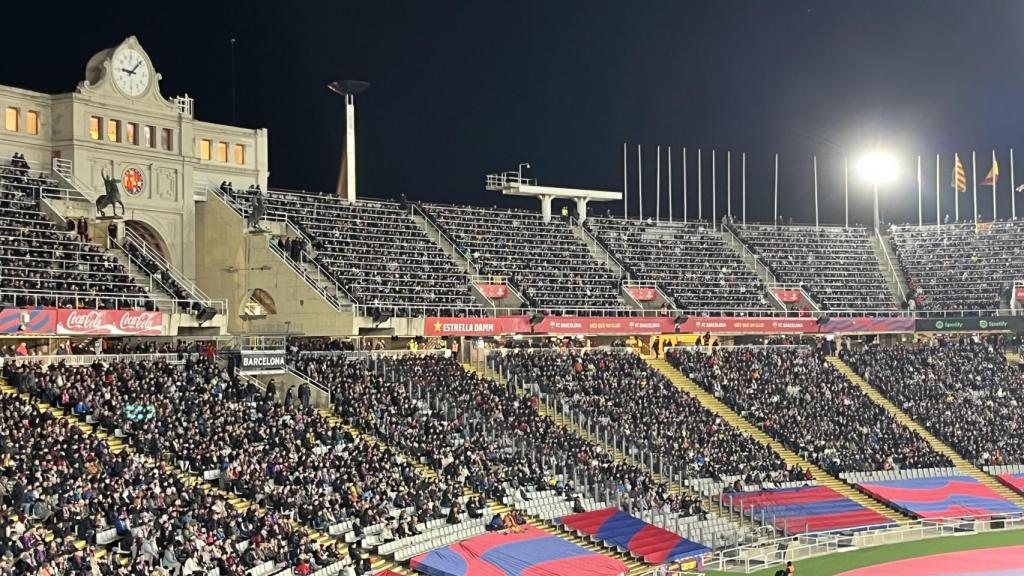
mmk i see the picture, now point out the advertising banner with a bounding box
[678,316,818,334]
[56,309,164,336]
[773,290,802,303]
[626,287,658,301]
[0,307,57,334]
[240,350,287,373]
[915,316,1024,333]
[475,283,509,299]
[824,317,915,333]
[535,316,674,334]
[425,316,532,337]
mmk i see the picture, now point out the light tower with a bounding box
[857,150,898,232]
[328,80,370,202]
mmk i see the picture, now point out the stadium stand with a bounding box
[718,484,896,533]
[991,467,1024,495]
[421,204,625,313]
[585,218,772,314]
[734,224,896,311]
[557,507,711,564]
[225,187,482,317]
[890,222,1024,312]
[665,346,951,475]
[851,471,1024,519]
[0,157,152,311]
[841,340,1024,467]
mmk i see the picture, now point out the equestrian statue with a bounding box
[97,168,125,218]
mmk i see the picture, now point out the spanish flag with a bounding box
[952,154,967,193]
[980,157,999,186]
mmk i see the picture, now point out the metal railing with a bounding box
[120,227,223,311]
[571,216,632,277]
[50,158,97,201]
[2,353,189,366]
[411,203,482,275]
[876,228,908,303]
[0,288,211,317]
[265,236,350,312]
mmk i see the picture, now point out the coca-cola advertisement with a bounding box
[56,309,164,336]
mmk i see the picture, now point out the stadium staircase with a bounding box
[307,371,650,575]
[870,232,910,306]
[644,357,912,524]
[825,356,1024,508]
[465,362,755,535]
[569,218,631,280]
[0,376,382,575]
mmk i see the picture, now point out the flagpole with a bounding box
[813,155,819,229]
[1012,148,1016,220]
[844,157,849,228]
[683,147,688,223]
[712,150,717,229]
[917,155,922,227]
[727,151,732,222]
[668,146,673,223]
[623,142,628,218]
[955,153,960,223]
[972,150,978,229]
[773,153,779,226]
[992,149,997,222]
[935,153,940,227]
[638,144,643,222]
[656,145,661,223]
[698,149,703,222]
[742,152,747,225]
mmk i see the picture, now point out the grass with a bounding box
[704,530,1024,576]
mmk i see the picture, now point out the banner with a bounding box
[56,309,164,335]
[678,317,818,334]
[239,350,287,373]
[915,316,1024,333]
[626,287,658,301]
[0,307,57,334]
[824,317,915,334]
[773,289,802,303]
[535,316,674,334]
[425,316,531,337]
[475,283,509,299]
[1016,288,1024,301]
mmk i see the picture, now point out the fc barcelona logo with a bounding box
[122,167,144,196]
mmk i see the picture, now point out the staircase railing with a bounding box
[411,203,481,275]
[50,158,97,202]
[571,217,631,277]
[265,237,348,312]
[876,229,907,303]
[122,227,217,305]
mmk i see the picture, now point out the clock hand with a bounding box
[131,60,142,73]
[121,68,136,76]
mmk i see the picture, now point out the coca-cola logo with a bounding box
[118,312,160,331]
[64,309,105,330]
[60,310,162,334]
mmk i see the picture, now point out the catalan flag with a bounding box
[952,153,967,193]
[980,157,999,186]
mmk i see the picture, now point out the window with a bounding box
[107,119,121,142]
[199,139,212,160]
[126,122,138,145]
[161,128,174,151]
[216,141,228,163]
[143,125,155,148]
[5,107,19,132]
[26,111,38,135]
[234,144,246,165]
[89,116,101,140]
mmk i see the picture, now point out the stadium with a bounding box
[2,4,1024,576]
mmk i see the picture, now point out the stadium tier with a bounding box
[734,224,896,311]
[421,204,625,314]
[585,218,772,314]
[557,508,711,564]
[665,346,951,475]
[891,221,1024,312]
[718,485,896,533]
[856,474,1023,520]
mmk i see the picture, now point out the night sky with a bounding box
[3,0,1024,226]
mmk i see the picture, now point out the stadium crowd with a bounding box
[666,346,951,475]
[842,339,1024,466]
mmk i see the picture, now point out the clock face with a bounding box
[122,167,144,196]
[111,48,150,98]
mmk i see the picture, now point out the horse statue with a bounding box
[247,189,267,231]
[97,169,125,217]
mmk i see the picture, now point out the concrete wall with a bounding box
[195,195,354,336]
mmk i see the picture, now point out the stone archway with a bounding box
[240,288,277,319]
[124,219,171,262]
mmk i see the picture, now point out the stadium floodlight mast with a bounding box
[857,150,899,232]
[327,80,370,202]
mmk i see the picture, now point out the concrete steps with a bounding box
[644,357,912,525]
[869,232,909,307]
[826,356,1024,509]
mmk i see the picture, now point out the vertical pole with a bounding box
[668,146,673,223]
[956,153,961,223]
[1012,148,1017,220]
[656,145,662,222]
[844,157,850,228]
[638,145,644,221]
[813,155,819,229]
[345,95,357,202]
[917,155,923,227]
[992,149,998,222]
[698,149,703,221]
[712,150,717,229]
[773,153,779,226]
[727,150,732,221]
[936,153,941,226]
[683,147,688,223]
[623,142,628,218]
[742,152,747,225]
[972,150,978,229]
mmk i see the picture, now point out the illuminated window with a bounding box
[161,128,173,151]
[126,122,138,145]
[216,142,228,162]
[143,125,155,148]
[200,139,211,160]
[89,116,101,140]
[234,144,246,165]
[26,111,38,135]
[107,119,121,142]
[5,107,19,132]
